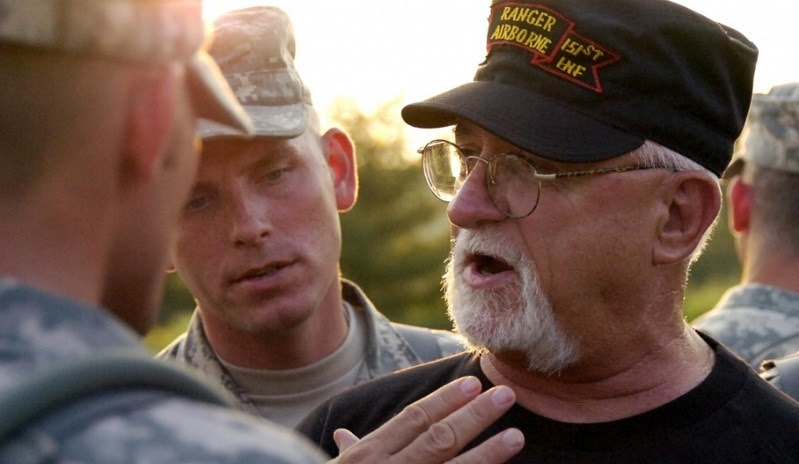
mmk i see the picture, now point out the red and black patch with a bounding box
[487,2,620,92]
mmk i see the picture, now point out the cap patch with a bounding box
[487,2,620,92]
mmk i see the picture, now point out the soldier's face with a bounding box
[171,130,348,335]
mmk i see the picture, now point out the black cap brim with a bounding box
[402,81,644,163]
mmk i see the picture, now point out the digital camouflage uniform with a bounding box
[0,279,326,462]
[158,280,465,416]
[693,284,799,368]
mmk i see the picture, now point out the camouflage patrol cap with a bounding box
[197,6,313,140]
[0,0,252,135]
[724,83,799,178]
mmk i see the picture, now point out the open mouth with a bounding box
[233,263,288,284]
[470,253,513,276]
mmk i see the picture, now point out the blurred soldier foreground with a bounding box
[0,1,524,463]
[694,83,799,370]
[0,0,331,461]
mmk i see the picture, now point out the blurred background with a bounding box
[145,0,795,350]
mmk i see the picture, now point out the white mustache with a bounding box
[445,225,579,375]
[452,226,524,270]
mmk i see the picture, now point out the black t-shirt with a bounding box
[297,338,799,463]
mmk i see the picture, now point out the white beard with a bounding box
[444,226,579,375]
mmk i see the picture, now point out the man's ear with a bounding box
[322,128,358,212]
[653,172,721,265]
[121,65,179,185]
[727,177,751,234]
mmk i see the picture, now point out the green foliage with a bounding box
[144,311,192,353]
[332,98,454,329]
[684,199,741,320]
[158,272,196,323]
[143,273,195,352]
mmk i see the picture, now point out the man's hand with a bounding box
[329,376,523,464]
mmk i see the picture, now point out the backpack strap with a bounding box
[761,353,799,401]
[0,351,235,463]
[0,390,169,464]
[395,323,444,363]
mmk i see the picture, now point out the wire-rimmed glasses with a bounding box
[419,139,674,218]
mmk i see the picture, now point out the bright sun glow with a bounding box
[203,0,799,148]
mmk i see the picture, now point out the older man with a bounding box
[158,6,463,428]
[694,83,799,369]
[298,0,799,461]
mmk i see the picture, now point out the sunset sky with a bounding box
[204,0,799,143]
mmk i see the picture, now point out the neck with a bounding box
[0,192,110,306]
[742,254,799,294]
[481,323,715,423]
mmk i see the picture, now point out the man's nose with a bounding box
[228,192,272,246]
[447,162,506,229]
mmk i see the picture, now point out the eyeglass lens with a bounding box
[422,141,541,218]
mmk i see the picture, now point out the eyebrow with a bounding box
[452,123,477,139]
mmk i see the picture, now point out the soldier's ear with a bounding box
[322,128,358,212]
[728,177,751,233]
[120,65,179,185]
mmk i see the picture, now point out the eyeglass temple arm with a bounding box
[533,164,676,181]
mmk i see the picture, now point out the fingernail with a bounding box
[501,429,524,449]
[460,376,480,395]
[491,386,514,406]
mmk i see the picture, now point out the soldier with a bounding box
[0,1,521,462]
[0,0,328,461]
[694,83,799,369]
[158,6,464,428]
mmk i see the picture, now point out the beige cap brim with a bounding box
[186,51,254,136]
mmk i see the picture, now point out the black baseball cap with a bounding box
[402,0,758,177]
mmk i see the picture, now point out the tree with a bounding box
[332,98,454,329]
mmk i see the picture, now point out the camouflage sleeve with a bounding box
[431,329,467,357]
[26,395,328,463]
